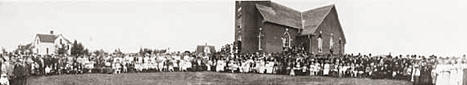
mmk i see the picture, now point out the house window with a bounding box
[318,31,323,53]
[60,39,63,44]
[46,48,49,54]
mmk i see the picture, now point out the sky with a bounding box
[0,0,466,57]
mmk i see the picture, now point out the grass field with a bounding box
[27,72,412,85]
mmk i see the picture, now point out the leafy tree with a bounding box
[83,48,89,56]
[57,44,68,55]
[139,48,144,56]
[2,48,7,54]
[93,49,106,56]
[71,40,85,56]
[71,40,79,56]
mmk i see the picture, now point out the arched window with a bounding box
[238,35,242,41]
[318,31,323,53]
[282,28,291,50]
[258,28,264,50]
[338,38,343,54]
[330,33,334,49]
[237,30,242,41]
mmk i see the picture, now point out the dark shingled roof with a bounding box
[255,3,336,35]
[36,34,58,43]
[301,5,335,35]
[256,2,302,29]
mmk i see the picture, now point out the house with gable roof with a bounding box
[32,31,72,55]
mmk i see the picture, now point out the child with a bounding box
[0,74,8,85]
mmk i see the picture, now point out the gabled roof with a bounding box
[195,45,216,54]
[255,2,337,35]
[300,5,335,35]
[36,34,58,43]
[58,34,73,44]
[256,2,302,29]
[35,34,72,44]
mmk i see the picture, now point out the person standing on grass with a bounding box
[412,61,421,85]
[205,58,213,71]
[12,58,26,85]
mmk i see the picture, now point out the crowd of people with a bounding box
[0,49,463,85]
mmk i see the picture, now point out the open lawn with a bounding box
[27,72,412,85]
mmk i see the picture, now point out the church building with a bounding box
[234,1,346,55]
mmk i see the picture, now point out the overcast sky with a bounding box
[0,0,466,57]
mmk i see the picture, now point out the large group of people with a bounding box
[0,49,464,85]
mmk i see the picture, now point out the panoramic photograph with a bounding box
[0,0,466,85]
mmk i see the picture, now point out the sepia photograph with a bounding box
[0,0,466,85]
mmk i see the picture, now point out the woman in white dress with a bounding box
[229,60,239,73]
[143,56,150,72]
[323,62,330,76]
[266,61,274,74]
[206,60,213,71]
[434,64,449,85]
[216,59,225,72]
[179,58,186,72]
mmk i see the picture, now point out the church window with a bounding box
[238,35,242,41]
[282,28,291,50]
[339,38,343,53]
[258,28,263,50]
[318,31,323,53]
[330,33,334,49]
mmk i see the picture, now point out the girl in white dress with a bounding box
[323,62,330,76]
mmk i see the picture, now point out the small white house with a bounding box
[32,31,72,55]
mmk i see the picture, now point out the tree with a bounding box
[14,44,33,55]
[139,48,144,56]
[71,40,79,56]
[83,48,89,56]
[93,49,106,56]
[57,44,68,55]
[144,48,153,55]
[71,40,85,56]
[1,48,6,54]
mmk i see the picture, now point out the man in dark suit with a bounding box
[11,58,28,85]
